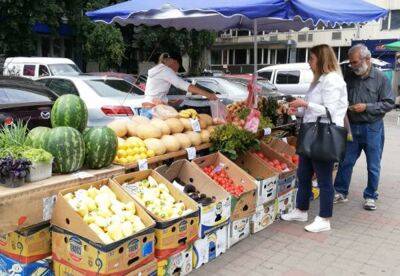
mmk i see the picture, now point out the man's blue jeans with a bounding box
[334,119,385,200]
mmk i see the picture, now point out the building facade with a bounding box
[208,0,400,74]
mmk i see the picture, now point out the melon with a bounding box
[179,118,192,131]
[150,118,171,135]
[185,131,202,146]
[198,114,213,126]
[51,94,88,132]
[42,127,85,173]
[144,138,166,156]
[160,135,181,152]
[126,121,138,137]
[165,118,184,134]
[200,130,210,143]
[27,127,51,149]
[136,124,162,139]
[131,116,150,125]
[107,120,128,138]
[173,133,192,149]
[83,127,118,169]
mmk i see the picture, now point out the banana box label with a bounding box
[157,246,192,276]
[251,200,277,234]
[277,189,295,218]
[199,198,230,238]
[256,176,278,206]
[227,217,250,248]
[0,253,53,276]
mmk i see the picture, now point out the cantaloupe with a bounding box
[150,118,171,135]
[179,118,192,131]
[107,120,127,138]
[131,116,150,125]
[126,121,138,137]
[136,124,162,139]
[198,118,207,129]
[185,131,202,146]
[173,133,192,149]
[160,135,181,152]
[207,125,216,134]
[198,114,213,126]
[165,118,184,134]
[200,130,210,143]
[144,138,166,156]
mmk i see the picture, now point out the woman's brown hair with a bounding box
[310,44,341,82]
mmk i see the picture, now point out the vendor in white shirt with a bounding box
[144,52,218,106]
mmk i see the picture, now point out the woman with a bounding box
[281,44,348,233]
[144,52,217,106]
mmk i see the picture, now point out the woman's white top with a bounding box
[299,71,348,127]
[145,63,190,103]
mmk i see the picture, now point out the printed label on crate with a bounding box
[186,147,197,160]
[190,119,201,132]
[263,127,272,136]
[122,183,140,196]
[200,199,231,237]
[68,236,83,263]
[42,195,57,221]
[138,159,148,171]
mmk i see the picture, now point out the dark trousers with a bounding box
[334,120,384,200]
[296,155,335,218]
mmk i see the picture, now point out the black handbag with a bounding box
[296,108,347,162]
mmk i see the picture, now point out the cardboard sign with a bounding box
[42,195,56,221]
[138,159,148,171]
[263,127,272,136]
[190,119,201,132]
[186,147,197,160]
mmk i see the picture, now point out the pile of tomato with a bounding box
[202,165,245,197]
[282,153,299,165]
[254,152,289,172]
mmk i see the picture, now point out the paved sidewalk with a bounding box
[193,111,400,276]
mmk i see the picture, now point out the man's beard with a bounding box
[353,62,369,76]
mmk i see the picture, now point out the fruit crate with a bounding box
[263,138,298,166]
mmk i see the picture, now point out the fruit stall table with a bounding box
[120,143,212,171]
[0,165,125,234]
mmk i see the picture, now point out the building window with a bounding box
[222,49,228,64]
[270,35,278,41]
[382,10,400,30]
[342,23,356,29]
[332,32,341,40]
[237,30,249,36]
[234,49,247,64]
[263,49,269,64]
[308,34,313,42]
[270,49,277,64]
[211,50,221,64]
[298,33,307,42]
[276,49,287,64]
[296,48,307,62]
[249,49,263,64]
[229,50,234,65]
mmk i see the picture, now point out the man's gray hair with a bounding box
[348,44,371,59]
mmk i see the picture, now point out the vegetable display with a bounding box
[254,152,290,172]
[172,178,216,206]
[64,185,146,244]
[202,165,244,197]
[0,156,31,183]
[26,127,51,149]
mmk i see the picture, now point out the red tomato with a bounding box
[256,152,265,159]
[281,163,288,170]
[272,159,280,166]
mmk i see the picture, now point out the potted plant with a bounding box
[0,156,31,188]
[22,148,53,182]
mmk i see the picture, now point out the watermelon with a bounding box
[43,127,85,173]
[27,127,51,149]
[83,127,118,169]
[51,94,88,132]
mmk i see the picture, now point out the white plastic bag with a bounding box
[209,100,227,124]
[152,104,179,119]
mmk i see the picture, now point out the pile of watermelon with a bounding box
[28,95,118,174]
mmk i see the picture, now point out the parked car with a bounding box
[0,76,58,129]
[258,63,314,97]
[36,75,145,127]
[3,57,82,80]
[222,74,280,95]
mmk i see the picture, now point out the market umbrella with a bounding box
[384,41,400,51]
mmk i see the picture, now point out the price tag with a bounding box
[72,171,94,179]
[43,195,57,220]
[138,159,148,171]
[122,184,140,196]
[190,118,201,132]
[263,127,272,136]
[290,115,297,121]
[282,137,288,143]
[213,163,225,173]
[186,147,197,160]
[172,181,185,192]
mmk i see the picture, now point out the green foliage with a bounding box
[210,124,260,160]
[0,120,29,148]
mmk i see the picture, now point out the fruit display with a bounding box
[202,165,245,197]
[172,178,216,207]
[130,176,193,220]
[179,109,198,119]
[83,127,118,169]
[64,185,146,244]
[115,137,155,165]
[282,153,299,165]
[254,152,290,172]
[51,94,88,132]
[26,126,51,149]
[42,127,85,173]
[227,101,274,131]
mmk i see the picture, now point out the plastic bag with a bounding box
[244,109,260,133]
[209,100,227,124]
[152,104,179,120]
[344,115,353,141]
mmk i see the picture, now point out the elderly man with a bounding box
[334,44,395,210]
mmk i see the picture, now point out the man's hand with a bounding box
[287,107,297,115]
[207,93,218,101]
[289,98,308,108]
[350,103,367,113]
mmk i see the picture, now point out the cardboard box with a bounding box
[157,245,193,276]
[155,160,231,238]
[251,200,277,234]
[112,170,199,260]
[51,179,156,275]
[53,258,158,276]
[277,174,297,196]
[264,137,297,164]
[277,189,295,218]
[192,152,257,221]
[192,225,228,269]
[227,217,250,248]
[0,221,51,264]
[0,253,53,276]
[235,153,278,206]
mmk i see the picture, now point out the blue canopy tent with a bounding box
[87,0,387,101]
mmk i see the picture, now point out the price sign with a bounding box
[263,127,272,136]
[72,171,94,179]
[290,115,297,121]
[282,137,288,143]
[190,118,201,132]
[186,147,197,160]
[43,195,57,220]
[138,159,148,171]
[122,184,140,196]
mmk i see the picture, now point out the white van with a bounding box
[258,63,313,97]
[2,57,82,80]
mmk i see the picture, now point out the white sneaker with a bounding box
[281,209,308,222]
[304,216,331,233]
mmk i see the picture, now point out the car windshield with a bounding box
[85,79,139,98]
[48,64,82,76]
[0,87,53,105]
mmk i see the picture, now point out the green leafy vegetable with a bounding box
[237,108,251,120]
[0,120,29,148]
[21,148,53,164]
